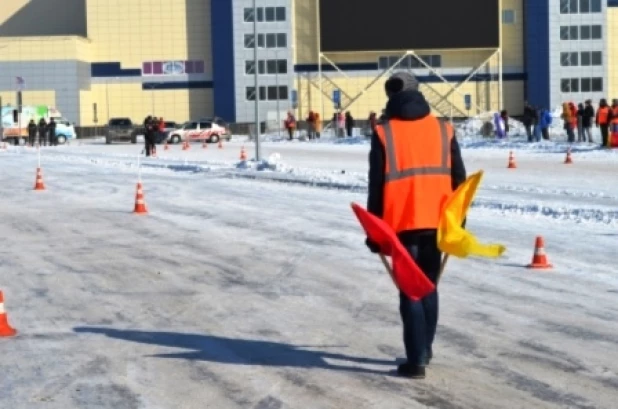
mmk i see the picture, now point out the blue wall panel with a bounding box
[524,0,551,109]
[210,0,236,122]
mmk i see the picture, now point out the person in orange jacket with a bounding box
[562,102,575,143]
[596,99,611,147]
[314,112,322,139]
[284,112,296,140]
[366,72,467,379]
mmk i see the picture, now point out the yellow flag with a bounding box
[437,170,506,258]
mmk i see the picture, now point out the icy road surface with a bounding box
[1,139,617,409]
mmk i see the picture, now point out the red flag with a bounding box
[351,203,435,301]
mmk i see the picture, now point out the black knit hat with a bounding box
[385,72,419,97]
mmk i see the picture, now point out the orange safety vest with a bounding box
[598,107,610,124]
[612,107,618,125]
[375,116,453,233]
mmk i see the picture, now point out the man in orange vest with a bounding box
[596,98,612,147]
[366,72,467,379]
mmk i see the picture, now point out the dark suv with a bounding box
[106,118,135,144]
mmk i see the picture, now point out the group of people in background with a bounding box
[284,110,358,140]
[27,117,57,147]
[143,115,165,157]
[559,99,618,147]
[521,99,618,147]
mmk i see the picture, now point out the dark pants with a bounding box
[399,232,441,366]
[346,126,353,137]
[583,126,592,143]
[524,123,532,141]
[49,133,57,146]
[541,128,549,140]
[144,133,154,156]
[287,128,294,140]
[39,132,48,146]
[600,124,609,147]
[28,133,36,146]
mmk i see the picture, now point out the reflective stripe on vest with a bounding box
[382,120,450,182]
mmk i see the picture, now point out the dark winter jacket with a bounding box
[523,105,535,126]
[28,121,37,137]
[367,90,467,238]
[345,113,354,129]
[583,105,594,128]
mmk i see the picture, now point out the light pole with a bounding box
[275,48,281,138]
[252,0,261,161]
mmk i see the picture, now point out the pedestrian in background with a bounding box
[582,100,594,143]
[596,99,611,147]
[38,118,48,146]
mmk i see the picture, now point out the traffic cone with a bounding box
[564,147,573,164]
[182,141,189,151]
[218,139,223,149]
[527,236,553,269]
[507,151,517,169]
[133,182,148,214]
[0,291,17,337]
[34,167,46,191]
[240,145,247,160]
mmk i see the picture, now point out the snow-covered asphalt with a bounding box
[0,139,617,409]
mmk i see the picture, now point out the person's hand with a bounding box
[365,238,380,254]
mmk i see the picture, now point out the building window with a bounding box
[590,0,601,12]
[245,7,286,23]
[244,34,255,48]
[580,0,590,12]
[580,25,591,39]
[246,33,287,49]
[244,8,254,22]
[560,52,578,66]
[266,33,277,48]
[246,59,288,75]
[580,51,602,66]
[275,7,286,21]
[591,25,602,39]
[591,77,603,91]
[560,25,579,40]
[245,61,255,75]
[581,78,591,92]
[502,10,516,24]
[560,0,578,13]
[561,78,579,92]
[276,33,287,48]
[246,86,289,101]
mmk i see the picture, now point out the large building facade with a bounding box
[0,0,616,126]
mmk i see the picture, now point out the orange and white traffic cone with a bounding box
[218,139,223,149]
[240,145,247,161]
[133,182,148,215]
[564,147,573,164]
[182,141,189,151]
[507,151,517,169]
[34,167,46,191]
[527,236,553,269]
[0,291,17,337]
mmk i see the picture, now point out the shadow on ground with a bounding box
[73,327,395,376]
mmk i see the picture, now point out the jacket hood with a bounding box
[384,90,431,120]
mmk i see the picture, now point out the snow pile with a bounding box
[236,153,286,171]
[455,112,527,138]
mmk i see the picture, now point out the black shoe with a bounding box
[426,348,433,365]
[397,363,426,379]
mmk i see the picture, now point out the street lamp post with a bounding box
[253,0,261,161]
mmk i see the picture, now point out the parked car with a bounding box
[105,118,135,144]
[199,117,231,137]
[155,121,180,144]
[167,120,229,144]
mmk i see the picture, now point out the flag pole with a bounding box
[379,254,399,290]
[437,254,449,284]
